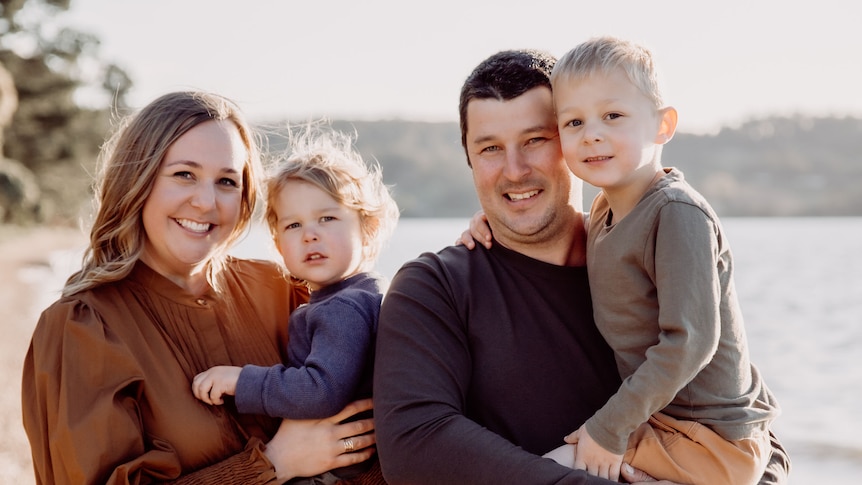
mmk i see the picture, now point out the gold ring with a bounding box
[343,437,356,453]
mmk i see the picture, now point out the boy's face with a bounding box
[273,179,365,291]
[554,68,674,195]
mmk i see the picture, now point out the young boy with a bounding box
[544,36,780,484]
[192,123,399,482]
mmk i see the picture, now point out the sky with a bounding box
[57,0,862,134]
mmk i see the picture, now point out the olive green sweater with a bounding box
[584,168,780,455]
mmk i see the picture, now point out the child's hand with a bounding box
[192,365,242,405]
[566,425,623,482]
[455,210,492,249]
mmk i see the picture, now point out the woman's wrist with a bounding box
[262,438,293,482]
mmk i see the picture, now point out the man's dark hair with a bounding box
[458,49,557,165]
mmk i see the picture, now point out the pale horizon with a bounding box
[59,0,862,134]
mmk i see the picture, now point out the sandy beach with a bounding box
[0,225,87,485]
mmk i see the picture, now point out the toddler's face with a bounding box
[272,179,365,290]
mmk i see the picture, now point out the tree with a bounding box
[0,0,133,223]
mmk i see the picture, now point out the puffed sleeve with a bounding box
[21,299,279,485]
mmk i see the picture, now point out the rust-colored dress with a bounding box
[22,258,308,484]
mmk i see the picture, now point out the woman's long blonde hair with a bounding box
[63,91,261,297]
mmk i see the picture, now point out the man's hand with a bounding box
[566,425,623,481]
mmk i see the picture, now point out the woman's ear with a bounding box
[655,106,678,145]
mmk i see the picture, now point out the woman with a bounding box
[21,91,378,484]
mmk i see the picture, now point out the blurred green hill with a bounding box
[5,114,861,224]
[662,116,862,216]
[264,115,862,218]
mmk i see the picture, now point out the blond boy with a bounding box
[545,37,780,485]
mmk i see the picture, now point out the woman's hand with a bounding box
[264,398,376,481]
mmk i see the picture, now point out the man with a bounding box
[373,49,790,484]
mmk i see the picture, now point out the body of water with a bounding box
[44,217,862,483]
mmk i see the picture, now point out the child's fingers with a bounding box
[201,386,214,404]
[574,454,586,472]
[456,237,476,249]
[609,462,621,482]
[456,229,477,249]
[192,376,215,405]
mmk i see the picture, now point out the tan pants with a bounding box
[624,412,771,485]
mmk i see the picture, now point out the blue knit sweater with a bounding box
[235,272,383,419]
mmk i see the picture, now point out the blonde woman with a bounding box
[22,92,376,484]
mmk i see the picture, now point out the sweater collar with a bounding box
[308,272,383,303]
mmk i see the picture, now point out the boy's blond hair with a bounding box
[264,122,399,267]
[551,36,664,109]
